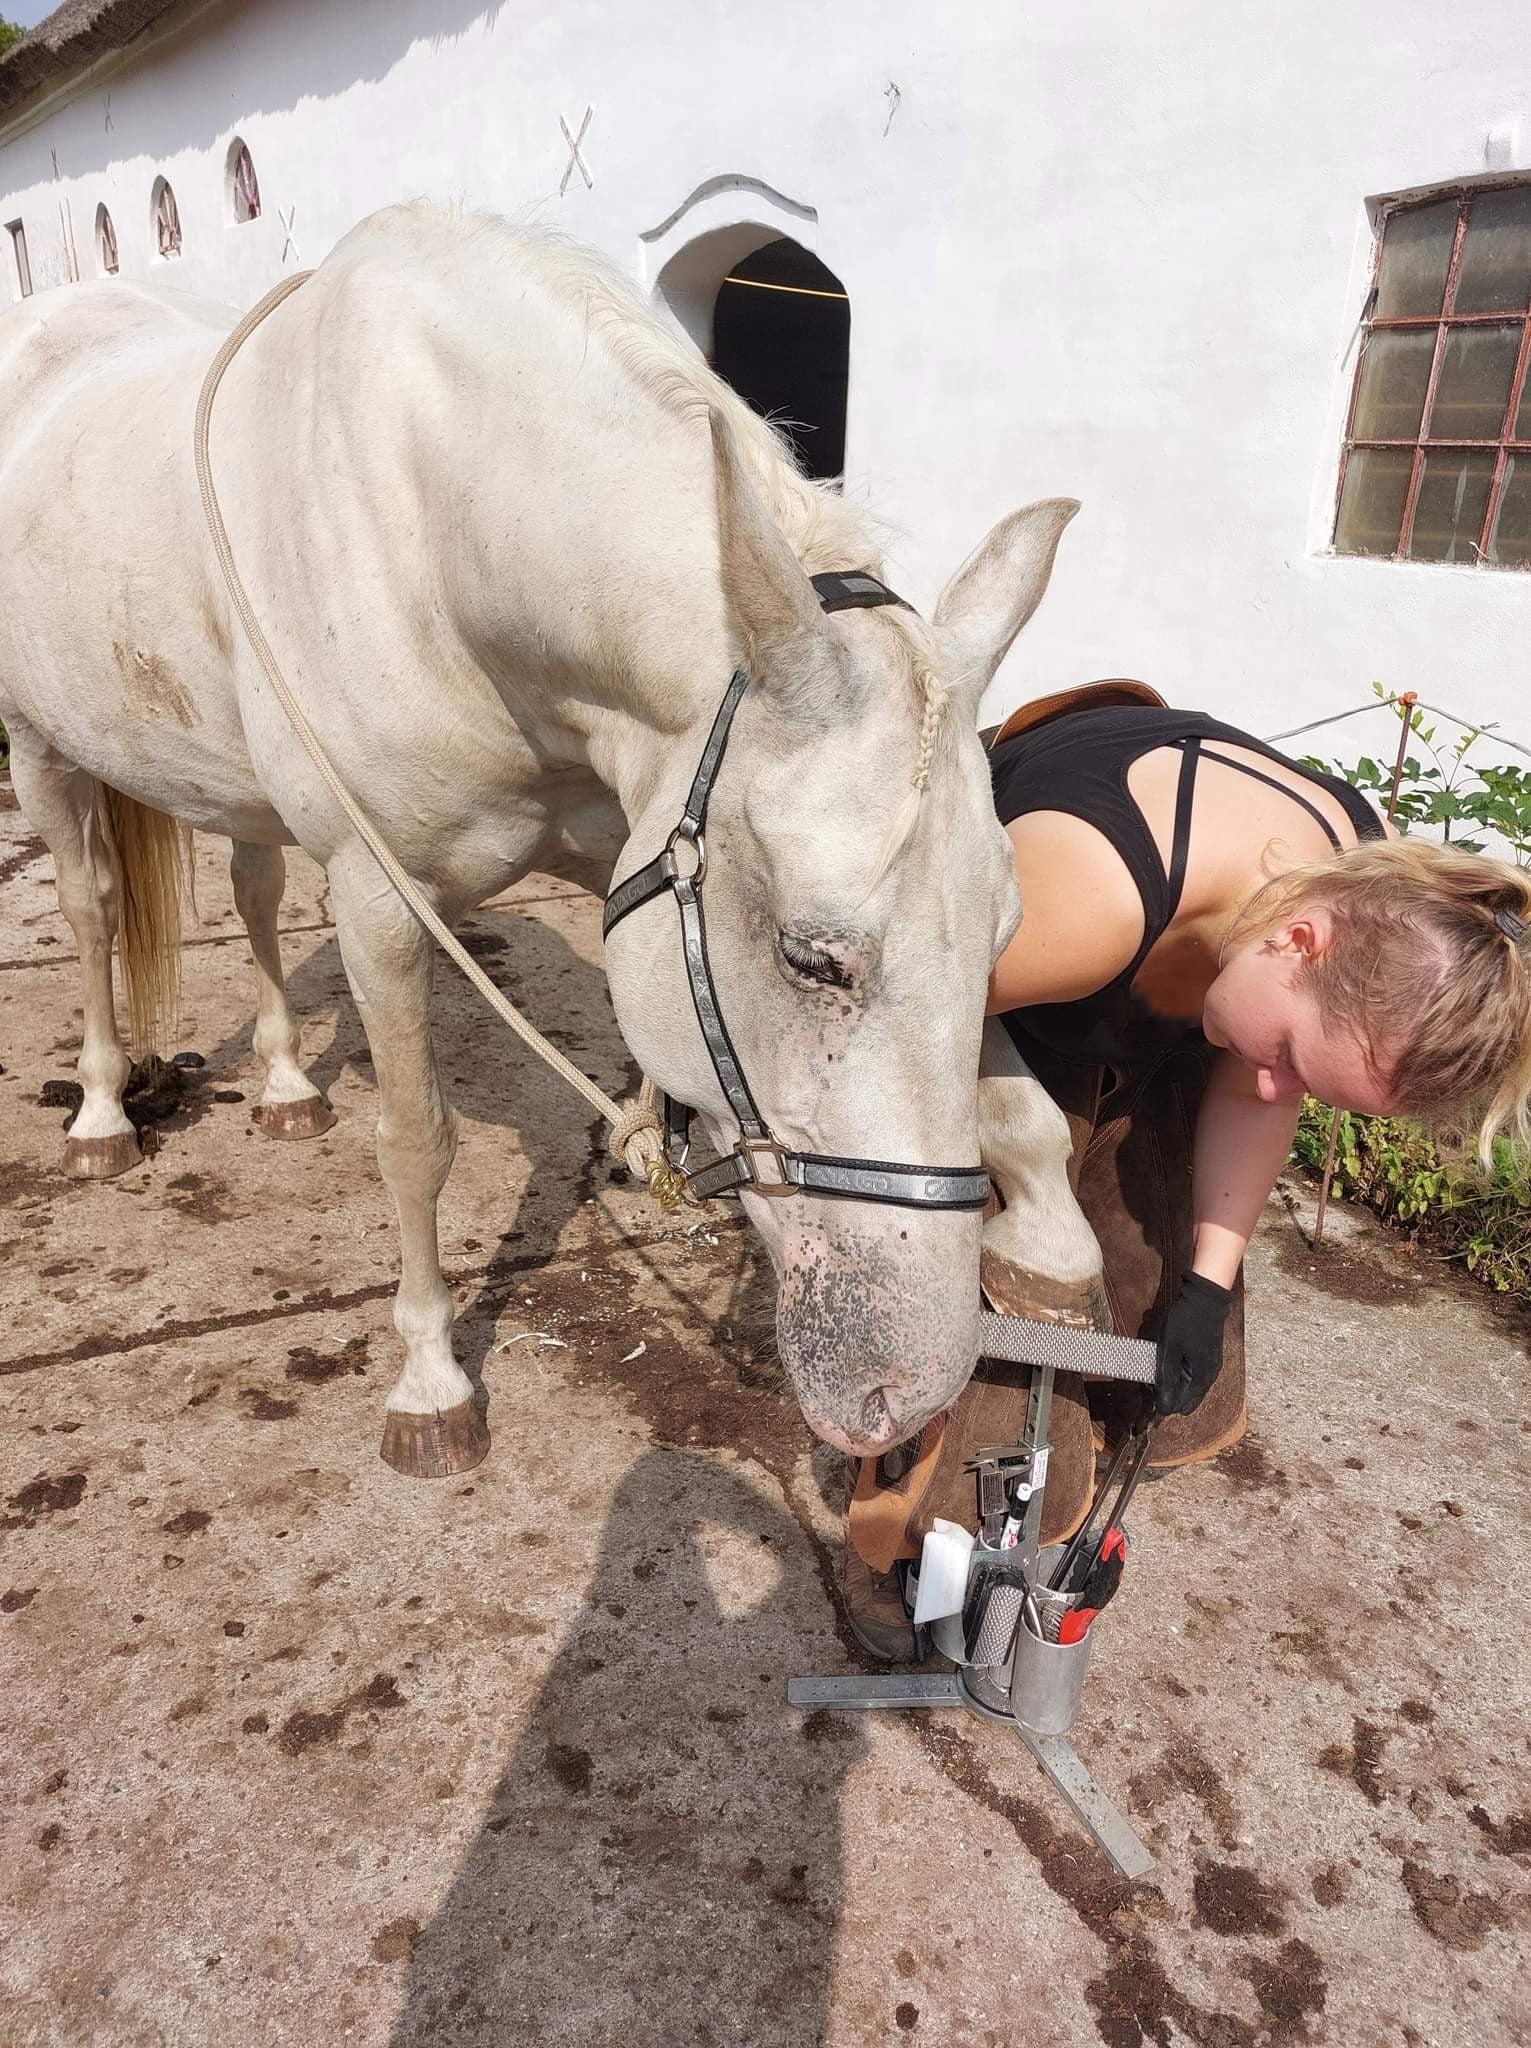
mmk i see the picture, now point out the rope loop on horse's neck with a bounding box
[192,271,663,1183]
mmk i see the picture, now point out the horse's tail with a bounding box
[97,783,191,1057]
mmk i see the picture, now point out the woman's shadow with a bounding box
[389,1446,865,2048]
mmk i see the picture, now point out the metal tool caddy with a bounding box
[789,1313,1160,1879]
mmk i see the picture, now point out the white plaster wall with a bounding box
[1,0,1528,751]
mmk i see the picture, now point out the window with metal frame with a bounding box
[1335,182,1531,569]
[96,203,119,276]
[7,217,31,298]
[229,139,260,224]
[152,176,181,260]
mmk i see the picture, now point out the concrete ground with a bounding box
[2,783,1529,2048]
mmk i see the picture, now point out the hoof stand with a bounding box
[255,1095,337,1142]
[63,1130,142,1179]
[380,1399,489,1478]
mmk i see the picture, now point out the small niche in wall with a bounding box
[228,139,260,225]
[7,218,31,297]
[96,204,118,275]
[151,176,181,260]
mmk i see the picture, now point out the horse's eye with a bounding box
[777,931,852,989]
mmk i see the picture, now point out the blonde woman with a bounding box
[846,685,1531,1660]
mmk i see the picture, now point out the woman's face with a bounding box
[1202,913,1398,1114]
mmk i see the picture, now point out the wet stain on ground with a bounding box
[1192,1861,1289,1937]
[0,829,45,889]
[1466,1806,1531,1857]
[239,1388,300,1422]
[277,1671,405,1757]
[1243,1937,1327,2036]
[285,1335,370,1384]
[1127,1738,1241,1853]
[370,1917,422,1964]
[901,1719,1292,2048]
[1398,1860,1516,1950]
[2,1470,86,1528]
[1270,1225,1417,1308]
[1317,1717,1389,1806]
[165,1172,243,1225]
[162,1508,213,1537]
[1215,1433,1290,1495]
[544,1743,593,1794]
[1269,1619,1350,1689]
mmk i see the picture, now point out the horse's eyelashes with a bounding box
[777,932,852,990]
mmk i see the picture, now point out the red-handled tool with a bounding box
[1057,1526,1128,1643]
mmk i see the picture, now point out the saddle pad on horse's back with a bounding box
[981,678,1166,753]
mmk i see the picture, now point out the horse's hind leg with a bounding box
[230,841,335,1140]
[328,850,486,1478]
[6,720,138,1178]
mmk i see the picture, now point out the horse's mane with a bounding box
[434,207,890,581]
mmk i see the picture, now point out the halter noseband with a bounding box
[602,572,990,1213]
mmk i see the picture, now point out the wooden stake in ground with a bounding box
[1313,692,1415,1242]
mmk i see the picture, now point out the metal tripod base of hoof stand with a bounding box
[788,1311,1158,1881]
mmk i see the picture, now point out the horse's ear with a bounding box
[710,409,830,674]
[934,499,1080,712]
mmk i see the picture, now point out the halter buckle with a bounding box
[735,1135,795,1196]
[662,823,706,887]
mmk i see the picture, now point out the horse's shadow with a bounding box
[388,1445,861,2048]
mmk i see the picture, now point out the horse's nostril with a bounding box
[860,1387,893,1440]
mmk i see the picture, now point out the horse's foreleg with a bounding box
[977,1018,1108,1327]
[329,855,487,1478]
[7,720,138,1179]
[230,840,335,1140]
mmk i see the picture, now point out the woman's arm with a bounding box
[1155,1051,1299,1414]
[1191,1049,1302,1286]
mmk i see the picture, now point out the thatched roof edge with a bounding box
[0,1,190,122]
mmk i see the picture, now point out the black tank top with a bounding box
[989,705,1387,1066]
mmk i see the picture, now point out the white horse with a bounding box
[0,206,1103,1472]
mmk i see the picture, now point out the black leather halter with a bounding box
[602,573,990,1211]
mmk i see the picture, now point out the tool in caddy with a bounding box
[788,1312,1160,1878]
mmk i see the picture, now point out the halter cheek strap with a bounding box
[601,572,989,1212]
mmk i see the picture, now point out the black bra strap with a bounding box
[1164,737,1202,911]
[1198,746,1343,852]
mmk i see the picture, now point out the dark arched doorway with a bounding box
[710,238,850,481]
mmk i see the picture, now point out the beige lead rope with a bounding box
[193,273,672,1198]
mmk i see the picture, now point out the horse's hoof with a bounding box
[255,1095,337,1141]
[980,1247,1111,1331]
[379,1399,489,1478]
[63,1131,142,1180]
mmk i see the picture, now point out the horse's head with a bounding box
[605,414,1077,1453]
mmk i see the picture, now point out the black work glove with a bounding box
[1154,1273,1234,1417]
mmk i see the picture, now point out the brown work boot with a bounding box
[840,1546,917,1663]
[840,1419,944,1661]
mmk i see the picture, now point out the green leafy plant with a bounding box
[1303,682,1531,863]
[0,18,23,59]
[1293,1099,1531,1297]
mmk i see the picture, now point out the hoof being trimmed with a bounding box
[379,1399,489,1478]
[63,1131,142,1180]
[980,1247,1111,1331]
[255,1095,337,1142]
